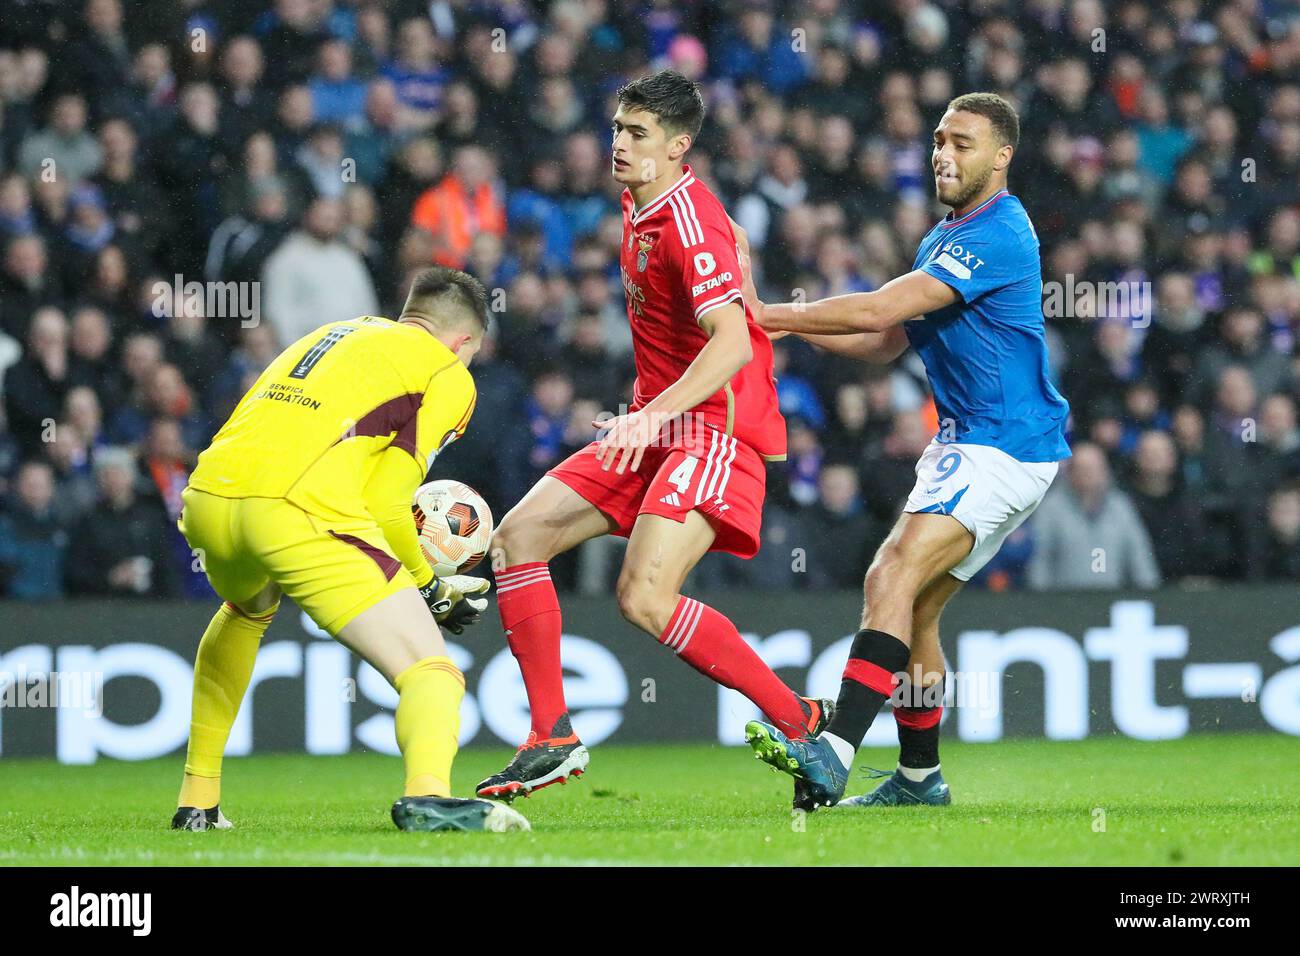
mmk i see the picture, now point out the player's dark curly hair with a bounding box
[616,70,706,140]
[947,92,1020,150]
[404,266,489,329]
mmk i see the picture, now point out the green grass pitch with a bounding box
[2,734,1296,866]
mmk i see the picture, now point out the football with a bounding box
[412,479,494,576]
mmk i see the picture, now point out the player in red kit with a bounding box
[478,71,832,800]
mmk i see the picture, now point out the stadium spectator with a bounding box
[309,38,367,125]
[260,0,333,89]
[261,196,379,344]
[351,2,392,76]
[778,419,823,509]
[410,144,507,269]
[714,1,807,95]
[858,409,932,528]
[4,307,72,450]
[65,446,174,597]
[1133,86,1193,185]
[1142,272,1208,407]
[1127,430,1208,582]
[376,137,444,251]
[42,420,97,526]
[1189,307,1292,407]
[803,463,878,590]
[62,0,132,105]
[524,77,587,166]
[771,345,825,431]
[1066,318,1143,431]
[210,323,281,419]
[495,271,561,380]
[140,417,210,600]
[1117,380,1169,456]
[0,234,61,342]
[1027,442,1161,591]
[344,78,407,185]
[819,383,869,466]
[295,123,349,200]
[341,182,383,281]
[271,83,316,175]
[555,133,614,255]
[107,361,208,451]
[0,333,21,402]
[557,310,625,410]
[565,265,624,358]
[523,369,575,484]
[382,15,448,126]
[1201,365,1268,576]
[0,173,36,241]
[17,92,102,184]
[1257,484,1300,580]
[63,185,120,284]
[217,35,275,149]
[95,122,168,268]
[967,521,1036,592]
[208,170,294,287]
[694,499,802,591]
[122,42,177,137]
[162,301,226,406]
[63,387,106,457]
[152,82,227,275]
[1258,393,1300,485]
[84,245,136,323]
[0,459,67,600]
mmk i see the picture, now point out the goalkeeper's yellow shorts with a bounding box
[179,487,414,634]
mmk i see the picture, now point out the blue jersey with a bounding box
[906,190,1070,463]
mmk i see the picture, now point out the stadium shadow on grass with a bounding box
[1,735,1296,866]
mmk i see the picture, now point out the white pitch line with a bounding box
[0,846,642,867]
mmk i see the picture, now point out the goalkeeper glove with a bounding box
[418,574,491,635]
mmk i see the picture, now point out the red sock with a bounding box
[660,596,807,738]
[496,563,567,738]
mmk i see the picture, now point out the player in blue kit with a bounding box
[742,92,1071,810]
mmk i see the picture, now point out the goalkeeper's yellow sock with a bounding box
[177,601,277,809]
[394,656,465,797]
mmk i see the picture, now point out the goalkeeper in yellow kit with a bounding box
[172,266,528,833]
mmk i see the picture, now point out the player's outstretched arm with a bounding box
[594,301,752,475]
[757,269,959,336]
[363,445,437,589]
[788,326,910,364]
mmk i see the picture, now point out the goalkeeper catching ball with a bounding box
[173,266,527,833]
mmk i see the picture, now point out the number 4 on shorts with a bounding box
[668,456,698,494]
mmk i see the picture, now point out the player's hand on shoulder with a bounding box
[419,575,491,634]
[727,215,751,260]
[740,254,765,326]
[729,216,765,325]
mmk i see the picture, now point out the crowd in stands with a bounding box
[2,0,1299,599]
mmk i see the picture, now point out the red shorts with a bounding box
[547,427,767,558]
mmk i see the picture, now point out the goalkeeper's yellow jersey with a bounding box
[188,316,476,585]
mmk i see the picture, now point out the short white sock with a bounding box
[899,763,938,783]
[821,732,855,770]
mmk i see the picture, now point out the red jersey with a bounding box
[619,165,787,460]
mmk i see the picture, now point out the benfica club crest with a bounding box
[636,233,655,272]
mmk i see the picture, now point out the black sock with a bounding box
[897,674,944,769]
[824,628,911,747]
